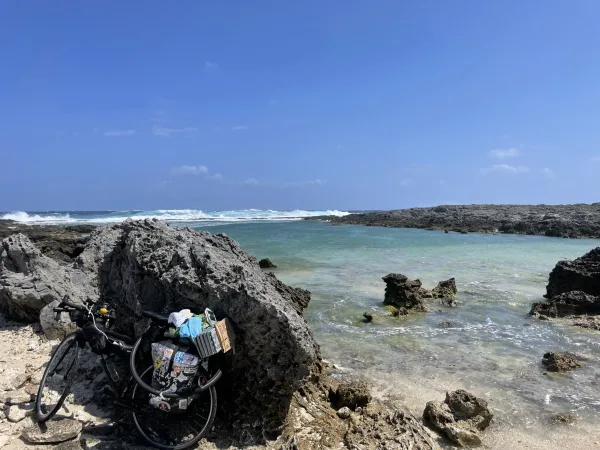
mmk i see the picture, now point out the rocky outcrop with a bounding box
[280,371,441,450]
[259,258,277,269]
[531,247,600,321]
[431,278,457,299]
[0,220,320,435]
[0,220,95,264]
[265,272,311,316]
[0,234,94,322]
[545,247,600,299]
[423,390,493,447]
[382,274,429,312]
[383,274,458,312]
[530,291,600,318]
[542,352,581,372]
[330,380,371,410]
[310,204,600,239]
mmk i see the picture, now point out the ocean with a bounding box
[3,210,600,446]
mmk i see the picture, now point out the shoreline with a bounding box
[306,203,600,239]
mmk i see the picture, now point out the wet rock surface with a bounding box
[531,291,600,318]
[258,258,277,269]
[383,274,457,312]
[310,203,600,238]
[423,389,493,447]
[542,352,582,372]
[382,274,429,312]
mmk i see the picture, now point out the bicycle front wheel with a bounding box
[36,332,80,422]
[131,365,217,450]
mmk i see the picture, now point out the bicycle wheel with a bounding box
[131,366,217,450]
[36,332,80,422]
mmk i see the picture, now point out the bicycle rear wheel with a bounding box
[131,366,217,450]
[36,332,80,422]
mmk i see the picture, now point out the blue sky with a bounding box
[1,1,600,211]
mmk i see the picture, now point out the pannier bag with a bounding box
[149,341,200,412]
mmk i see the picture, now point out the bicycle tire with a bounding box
[35,332,80,422]
[131,365,218,450]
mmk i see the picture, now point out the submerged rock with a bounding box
[439,321,453,328]
[423,389,493,447]
[542,352,581,372]
[259,258,277,269]
[382,274,429,311]
[363,312,374,323]
[550,413,577,424]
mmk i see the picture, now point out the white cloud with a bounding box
[172,165,208,176]
[153,126,197,137]
[489,148,521,159]
[204,61,218,73]
[590,156,600,161]
[541,168,554,178]
[104,130,135,137]
[480,164,530,175]
[231,125,248,131]
[283,179,326,187]
[244,178,259,185]
[209,173,223,181]
[400,178,413,186]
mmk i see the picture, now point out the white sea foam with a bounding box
[0,209,350,225]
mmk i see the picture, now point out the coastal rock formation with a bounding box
[423,390,493,447]
[382,274,429,312]
[531,247,600,320]
[542,352,581,372]
[310,204,600,239]
[545,247,600,299]
[530,291,600,318]
[0,220,95,264]
[431,278,457,299]
[383,274,458,312]
[0,233,95,322]
[265,271,311,316]
[281,373,441,450]
[0,220,320,434]
[330,379,372,410]
[259,258,277,269]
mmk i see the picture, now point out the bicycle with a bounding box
[36,296,223,449]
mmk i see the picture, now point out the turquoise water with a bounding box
[191,220,600,433]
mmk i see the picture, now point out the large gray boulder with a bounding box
[0,233,94,321]
[1,220,320,435]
